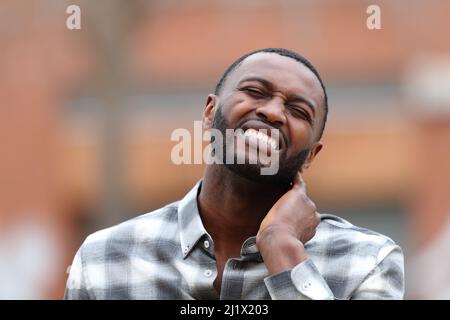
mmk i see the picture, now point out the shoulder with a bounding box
[314,213,401,261]
[78,201,181,262]
[312,214,404,299]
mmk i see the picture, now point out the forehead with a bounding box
[226,52,324,105]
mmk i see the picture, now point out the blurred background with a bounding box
[1,0,450,299]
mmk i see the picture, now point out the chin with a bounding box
[224,162,295,186]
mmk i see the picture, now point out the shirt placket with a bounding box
[219,258,245,300]
[192,236,220,299]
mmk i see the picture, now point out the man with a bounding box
[65,48,404,299]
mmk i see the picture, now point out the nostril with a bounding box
[271,120,283,129]
[257,113,282,129]
[256,111,268,121]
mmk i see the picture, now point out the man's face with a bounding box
[208,52,324,185]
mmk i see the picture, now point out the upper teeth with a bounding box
[244,128,278,150]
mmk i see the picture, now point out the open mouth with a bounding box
[239,120,285,151]
[242,128,279,151]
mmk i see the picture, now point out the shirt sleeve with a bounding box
[264,259,334,300]
[264,242,404,300]
[64,246,92,300]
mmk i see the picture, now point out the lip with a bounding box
[240,120,286,150]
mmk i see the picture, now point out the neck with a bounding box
[198,164,288,250]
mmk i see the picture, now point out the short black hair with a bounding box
[214,48,328,140]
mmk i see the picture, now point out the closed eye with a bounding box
[289,106,312,123]
[240,87,267,98]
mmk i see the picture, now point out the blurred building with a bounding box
[0,0,449,299]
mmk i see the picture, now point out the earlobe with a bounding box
[300,163,309,173]
[302,142,323,171]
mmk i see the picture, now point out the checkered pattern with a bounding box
[65,181,404,300]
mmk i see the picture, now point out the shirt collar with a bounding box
[178,180,209,258]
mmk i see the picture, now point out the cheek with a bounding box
[288,121,314,151]
[223,96,256,124]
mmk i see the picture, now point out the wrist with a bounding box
[257,224,296,244]
[256,227,308,274]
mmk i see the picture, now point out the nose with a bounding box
[255,97,286,128]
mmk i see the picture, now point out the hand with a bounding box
[258,172,320,243]
[256,173,320,273]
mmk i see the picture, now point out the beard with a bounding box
[211,106,311,186]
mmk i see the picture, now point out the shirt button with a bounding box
[204,269,212,277]
[203,240,210,249]
[183,246,189,254]
[303,282,312,290]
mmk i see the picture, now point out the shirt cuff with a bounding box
[264,259,334,300]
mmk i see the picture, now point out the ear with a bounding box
[300,142,323,173]
[203,94,219,130]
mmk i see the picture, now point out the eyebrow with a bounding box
[237,76,316,116]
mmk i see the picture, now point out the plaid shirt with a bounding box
[65,181,404,300]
